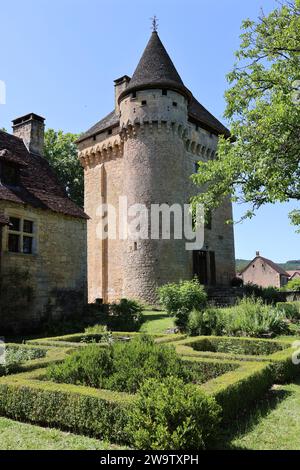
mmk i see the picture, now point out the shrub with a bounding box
[187,308,221,336]
[186,298,289,338]
[157,282,181,314]
[99,298,144,332]
[0,346,46,376]
[83,325,113,343]
[189,336,284,356]
[158,279,207,314]
[158,279,207,331]
[231,277,243,287]
[126,376,221,450]
[46,344,113,388]
[81,299,144,332]
[268,346,300,383]
[47,335,194,394]
[173,307,190,330]
[218,297,289,337]
[284,278,300,292]
[0,379,131,444]
[202,362,274,421]
[276,301,300,321]
[243,283,284,304]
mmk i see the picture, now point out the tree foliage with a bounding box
[192,1,300,229]
[44,129,83,207]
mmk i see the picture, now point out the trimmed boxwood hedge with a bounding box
[0,344,68,377]
[182,356,239,383]
[182,336,285,356]
[0,358,272,439]
[0,369,133,443]
[27,332,185,348]
[0,334,298,444]
[202,361,274,421]
[175,336,300,383]
[267,346,300,383]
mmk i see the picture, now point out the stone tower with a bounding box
[77,31,236,304]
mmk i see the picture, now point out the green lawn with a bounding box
[140,310,174,334]
[222,379,300,450]
[0,417,126,450]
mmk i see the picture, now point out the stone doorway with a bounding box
[193,250,216,286]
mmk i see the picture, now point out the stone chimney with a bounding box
[114,76,130,114]
[12,113,45,155]
[256,251,260,257]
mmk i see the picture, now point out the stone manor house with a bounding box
[77,31,236,304]
[0,114,87,332]
[238,252,290,289]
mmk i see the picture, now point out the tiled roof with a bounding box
[188,96,230,137]
[0,148,27,166]
[287,270,300,277]
[239,256,290,276]
[0,130,87,219]
[77,111,119,143]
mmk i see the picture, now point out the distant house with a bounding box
[0,113,88,333]
[287,271,300,280]
[238,251,290,289]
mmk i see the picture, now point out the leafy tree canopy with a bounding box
[44,129,83,207]
[192,1,300,230]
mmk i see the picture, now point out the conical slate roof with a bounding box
[119,31,192,102]
[79,31,230,141]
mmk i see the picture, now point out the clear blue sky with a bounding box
[0,0,298,262]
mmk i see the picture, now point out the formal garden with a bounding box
[1,279,300,450]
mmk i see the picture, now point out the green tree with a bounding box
[44,129,83,207]
[192,1,300,229]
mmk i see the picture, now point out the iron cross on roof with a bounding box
[151,15,159,32]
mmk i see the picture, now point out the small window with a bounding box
[132,91,137,99]
[194,162,198,174]
[23,236,33,254]
[10,217,20,231]
[173,102,178,107]
[23,219,33,234]
[8,216,35,255]
[141,100,147,106]
[93,135,96,141]
[0,162,19,186]
[162,89,167,96]
[8,233,20,253]
[134,242,138,251]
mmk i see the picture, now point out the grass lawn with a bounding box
[222,379,300,450]
[0,417,126,450]
[140,310,174,334]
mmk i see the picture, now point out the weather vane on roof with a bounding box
[151,15,159,32]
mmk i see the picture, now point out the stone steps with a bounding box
[206,287,244,307]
